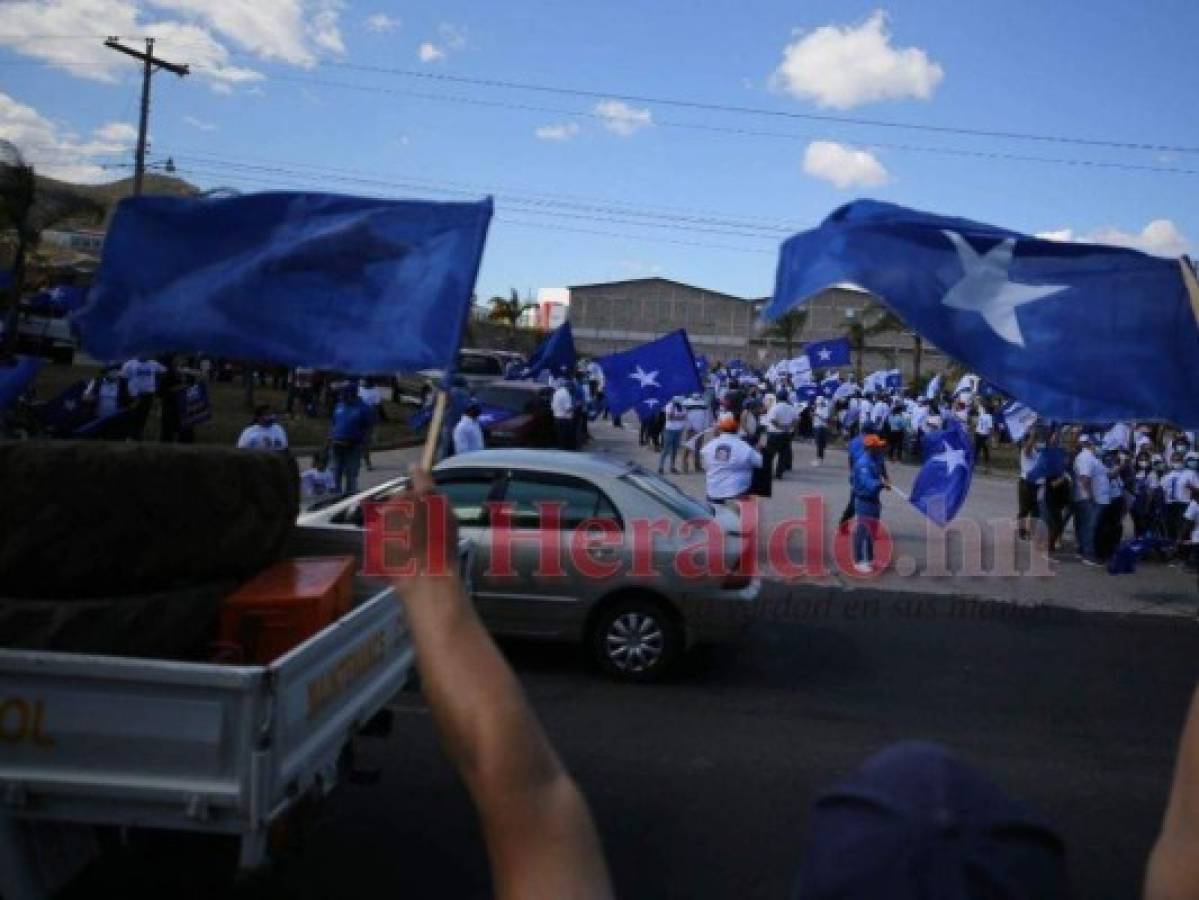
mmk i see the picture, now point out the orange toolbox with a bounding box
[220,556,356,664]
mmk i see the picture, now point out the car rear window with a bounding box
[458,354,502,376]
[621,466,712,521]
[476,385,543,414]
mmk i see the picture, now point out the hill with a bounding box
[34,173,201,227]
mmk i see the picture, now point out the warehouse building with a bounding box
[567,277,947,381]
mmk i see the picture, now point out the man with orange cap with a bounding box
[701,411,763,505]
[850,433,891,573]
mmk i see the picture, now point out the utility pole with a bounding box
[104,37,188,195]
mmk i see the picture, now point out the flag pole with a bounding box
[1181,256,1199,328]
[420,389,448,471]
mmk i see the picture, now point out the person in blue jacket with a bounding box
[330,384,376,495]
[851,433,891,573]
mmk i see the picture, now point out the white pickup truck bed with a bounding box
[0,582,414,900]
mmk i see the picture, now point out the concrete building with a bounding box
[567,277,948,383]
[567,278,760,361]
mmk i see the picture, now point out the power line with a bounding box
[198,69,1199,177]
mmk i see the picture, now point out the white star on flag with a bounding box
[940,230,1067,348]
[642,397,660,408]
[932,442,968,475]
[628,365,660,389]
[817,348,832,361]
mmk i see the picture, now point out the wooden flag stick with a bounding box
[420,389,449,471]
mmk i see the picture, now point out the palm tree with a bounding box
[845,306,923,387]
[1,140,104,359]
[488,288,537,331]
[761,308,808,358]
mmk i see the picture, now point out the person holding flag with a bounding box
[850,434,891,573]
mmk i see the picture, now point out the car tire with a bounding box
[0,582,234,659]
[0,441,298,599]
[589,596,681,682]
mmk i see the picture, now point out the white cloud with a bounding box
[0,91,136,182]
[418,42,445,62]
[594,100,652,137]
[535,122,580,141]
[1036,221,1190,257]
[0,0,342,90]
[802,140,890,188]
[365,12,401,33]
[182,114,216,131]
[771,10,943,109]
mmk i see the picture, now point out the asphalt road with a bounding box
[75,588,1199,899]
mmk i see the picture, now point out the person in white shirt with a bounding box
[551,379,575,451]
[300,450,337,501]
[763,396,797,478]
[1181,484,1199,571]
[659,397,688,474]
[974,404,994,473]
[83,365,128,421]
[681,397,712,475]
[237,406,289,451]
[1162,452,1199,541]
[811,395,832,465]
[870,396,889,431]
[453,402,485,456]
[1072,435,1102,564]
[701,413,763,504]
[120,356,167,440]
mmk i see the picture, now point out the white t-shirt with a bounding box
[121,359,166,397]
[1184,500,1199,542]
[701,434,763,500]
[1073,448,1101,501]
[765,401,797,433]
[237,423,288,450]
[910,406,929,434]
[871,400,889,427]
[86,378,122,419]
[664,402,688,432]
[551,386,573,419]
[453,415,485,455]
[1162,468,1199,504]
[1104,422,1132,451]
[975,412,993,436]
[685,404,711,434]
[358,385,382,406]
[813,399,830,429]
[300,468,337,499]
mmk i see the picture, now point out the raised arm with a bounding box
[394,468,614,900]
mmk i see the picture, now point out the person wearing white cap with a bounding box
[701,413,763,505]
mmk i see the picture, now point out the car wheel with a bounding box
[590,597,681,682]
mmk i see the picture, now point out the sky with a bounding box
[2,0,1197,302]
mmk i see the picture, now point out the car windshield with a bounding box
[458,353,502,376]
[475,385,539,413]
[621,465,712,521]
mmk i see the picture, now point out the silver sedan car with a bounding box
[293,449,760,681]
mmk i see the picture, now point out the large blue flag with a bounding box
[804,337,851,367]
[76,192,493,374]
[0,356,44,410]
[767,200,1199,426]
[597,329,702,417]
[520,322,576,379]
[910,421,974,525]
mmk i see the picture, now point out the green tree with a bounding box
[761,308,808,359]
[487,288,537,346]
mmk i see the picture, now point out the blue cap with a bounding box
[793,742,1067,900]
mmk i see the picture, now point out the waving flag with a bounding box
[77,192,493,374]
[1001,401,1039,443]
[766,200,1199,426]
[910,422,975,525]
[820,374,841,397]
[925,373,943,400]
[597,329,702,417]
[0,356,45,410]
[521,322,576,379]
[804,337,851,367]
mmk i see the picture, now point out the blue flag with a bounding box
[820,375,840,397]
[0,356,45,410]
[804,337,851,367]
[76,192,493,374]
[597,329,703,417]
[521,322,576,379]
[797,383,820,402]
[767,200,1199,427]
[694,354,710,381]
[910,422,975,525]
